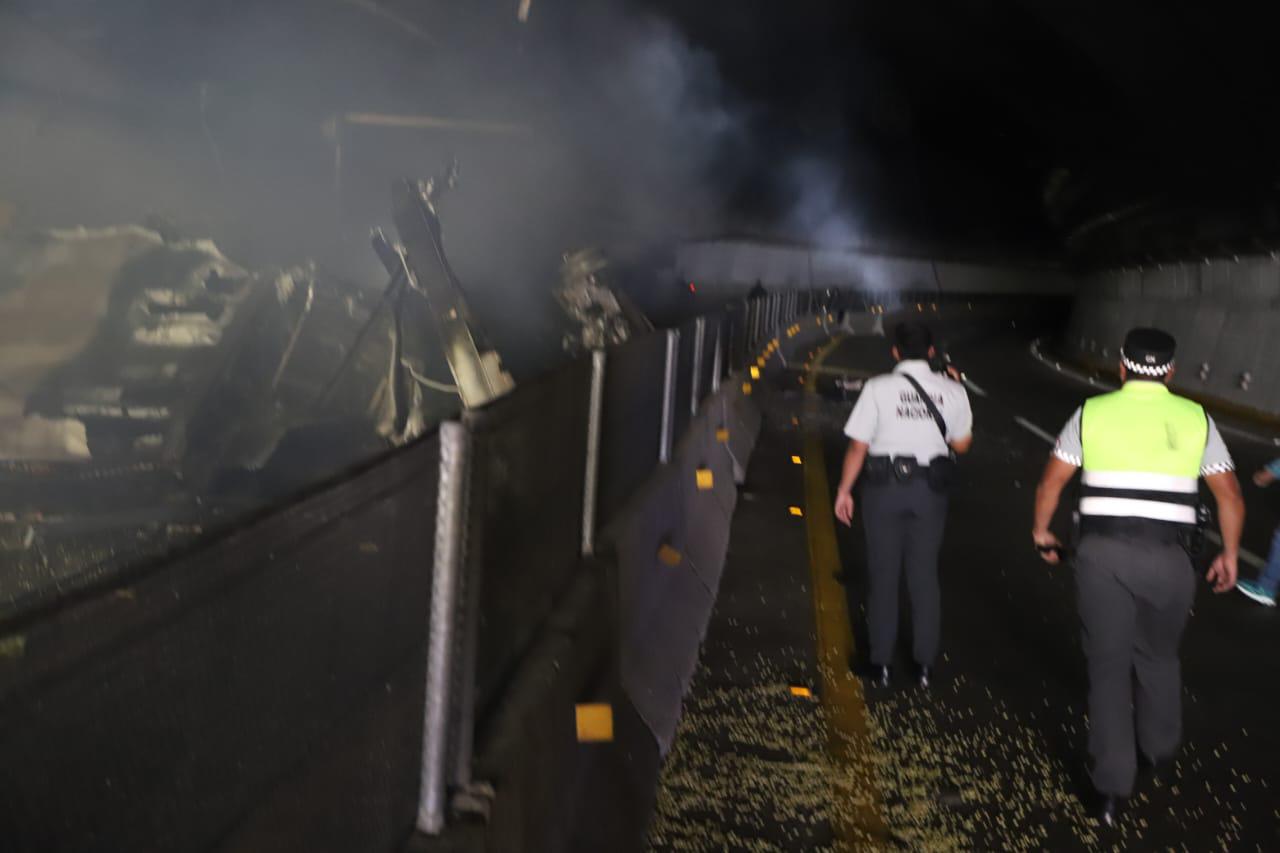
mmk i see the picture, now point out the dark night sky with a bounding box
[632,0,1280,264]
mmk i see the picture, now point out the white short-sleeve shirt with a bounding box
[842,360,973,464]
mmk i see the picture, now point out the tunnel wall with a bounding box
[1064,256,1280,418]
[675,238,1075,300]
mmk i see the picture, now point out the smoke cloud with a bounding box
[0,0,751,374]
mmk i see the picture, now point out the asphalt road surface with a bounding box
[652,321,1280,850]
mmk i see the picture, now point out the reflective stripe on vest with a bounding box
[1079,382,1206,524]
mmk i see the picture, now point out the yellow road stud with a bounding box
[791,455,802,465]
[788,505,804,517]
[742,382,752,395]
[575,704,614,742]
[715,428,730,443]
[750,366,761,379]
[657,544,682,567]
[789,685,813,698]
[695,468,714,490]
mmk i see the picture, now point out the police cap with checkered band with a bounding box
[1121,327,1176,378]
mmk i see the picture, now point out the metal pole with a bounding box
[710,317,723,394]
[690,316,706,416]
[581,349,606,557]
[659,329,679,464]
[418,420,471,835]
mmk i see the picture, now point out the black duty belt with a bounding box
[1079,515,1187,545]
[864,455,948,485]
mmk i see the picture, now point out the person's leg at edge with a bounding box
[1256,525,1280,594]
[903,483,948,667]
[1076,536,1141,797]
[1133,544,1196,765]
[862,483,906,668]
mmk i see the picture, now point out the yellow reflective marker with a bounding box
[657,543,683,567]
[575,704,614,742]
[716,427,730,443]
[756,356,766,367]
[750,365,761,379]
[790,685,813,698]
[791,455,802,465]
[742,381,752,395]
[696,468,714,490]
[789,505,804,517]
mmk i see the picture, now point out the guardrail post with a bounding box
[659,328,679,464]
[418,421,472,835]
[581,349,606,557]
[710,316,723,394]
[690,316,706,416]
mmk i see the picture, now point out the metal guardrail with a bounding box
[414,287,816,837]
[0,285,821,852]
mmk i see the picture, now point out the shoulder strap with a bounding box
[901,373,948,442]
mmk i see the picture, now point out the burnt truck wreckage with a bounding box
[0,171,644,614]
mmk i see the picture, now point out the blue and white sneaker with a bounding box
[1236,579,1277,607]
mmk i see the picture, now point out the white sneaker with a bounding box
[1236,580,1277,607]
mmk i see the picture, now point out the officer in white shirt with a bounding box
[834,322,974,688]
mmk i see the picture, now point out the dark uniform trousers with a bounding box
[1075,534,1196,797]
[861,477,948,668]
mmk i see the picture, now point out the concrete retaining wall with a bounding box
[1066,255,1280,417]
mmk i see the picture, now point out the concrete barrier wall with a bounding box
[608,382,758,753]
[1066,255,1280,417]
[676,239,1075,301]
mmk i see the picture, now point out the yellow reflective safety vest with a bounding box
[1079,381,1206,524]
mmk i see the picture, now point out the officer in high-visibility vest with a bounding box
[1032,327,1244,826]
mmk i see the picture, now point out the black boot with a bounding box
[867,664,891,688]
[1091,792,1121,827]
[1138,753,1174,786]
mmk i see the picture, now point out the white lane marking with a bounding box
[1017,410,1269,569]
[1014,416,1057,445]
[1029,338,1115,391]
[961,376,989,398]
